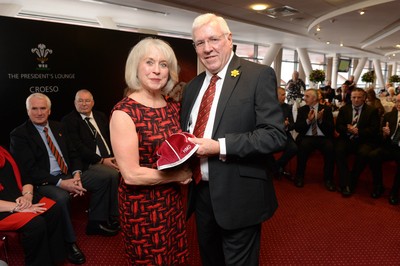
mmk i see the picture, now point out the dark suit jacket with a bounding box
[281,103,295,132]
[61,110,112,170]
[335,103,380,143]
[382,109,399,144]
[10,120,82,186]
[295,104,334,141]
[180,55,286,230]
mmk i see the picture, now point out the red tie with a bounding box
[44,127,68,174]
[192,75,220,183]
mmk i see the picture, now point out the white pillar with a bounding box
[373,59,384,90]
[353,57,367,83]
[262,44,282,66]
[296,48,313,87]
[331,55,338,88]
[392,62,398,75]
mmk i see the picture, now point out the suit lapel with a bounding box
[27,120,48,152]
[182,72,206,130]
[212,55,241,137]
[391,111,398,136]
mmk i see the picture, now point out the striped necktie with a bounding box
[352,107,359,125]
[192,74,220,184]
[311,107,318,136]
[85,117,109,157]
[43,127,68,174]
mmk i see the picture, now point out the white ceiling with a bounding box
[1,0,400,64]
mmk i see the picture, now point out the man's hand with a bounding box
[307,109,316,121]
[317,109,325,122]
[102,157,119,171]
[382,122,390,137]
[189,137,220,158]
[347,124,359,135]
[59,177,87,197]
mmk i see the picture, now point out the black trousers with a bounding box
[335,138,376,188]
[195,181,261,266]
[274,133,297,172]
[296,136,334,181]
[369,144,400,195]
[18,203,66,266]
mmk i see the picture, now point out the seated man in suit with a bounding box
[10,93,119,265]
[368,94,400,205]
[61,89,119,226]
[270,87,297,179]
[335,88,380,197]
[294,89,335,191]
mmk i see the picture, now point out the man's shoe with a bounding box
[108,218,121,231]
[66,242,86,265]
[371,187,384,199]
[325,180,336,192]
[86,221,119,237]
[389,194,399,205]
[281,170,293,180]
[294,178,304,188]
[341,186,352,197]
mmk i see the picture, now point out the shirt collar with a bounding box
[79,112,93,120]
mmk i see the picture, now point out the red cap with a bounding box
[156,132,199,170]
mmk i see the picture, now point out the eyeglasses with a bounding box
[76,99,92,104]
[192,33,228,49]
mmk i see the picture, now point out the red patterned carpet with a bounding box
[3,155,400,265]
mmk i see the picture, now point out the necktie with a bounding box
[311,107,318,136]
[349,107,359,140]
[352,107,359,125]
[392,121,400,145]
[43,127,68,174]
[85,117,110,157]
[192,75,220,183]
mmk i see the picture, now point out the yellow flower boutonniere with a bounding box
[231,69,240,78]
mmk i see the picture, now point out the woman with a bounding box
[0,146,65,266]
[110,38,192,265]
[366,87,385,117]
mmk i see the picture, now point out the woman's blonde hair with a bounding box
[125,37,178,95]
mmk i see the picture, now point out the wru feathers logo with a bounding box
[31,43,53,70]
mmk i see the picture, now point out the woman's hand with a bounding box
[18,203,47,213]
[15,195,33,210]
[163,164,193,184]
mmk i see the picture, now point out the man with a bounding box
[294,89,335,191]
[320,80,335,103]
[180,13,286,265]
[10,93,119,265]
[271,87,297,179]
[61,89,119,225]
[335,88,380,197]
[369,94,400,205]
[286,70,305,103]
[335,82,351,105]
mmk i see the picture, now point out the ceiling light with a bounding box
[396,44,400,48]
[251,4,268,11]
[316,26,321,32]
[340,43,343,47]
[393,54,396,57]
[326,41,330,44]
[359,10,365,15]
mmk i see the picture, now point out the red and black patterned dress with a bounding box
[111,97,189,265]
